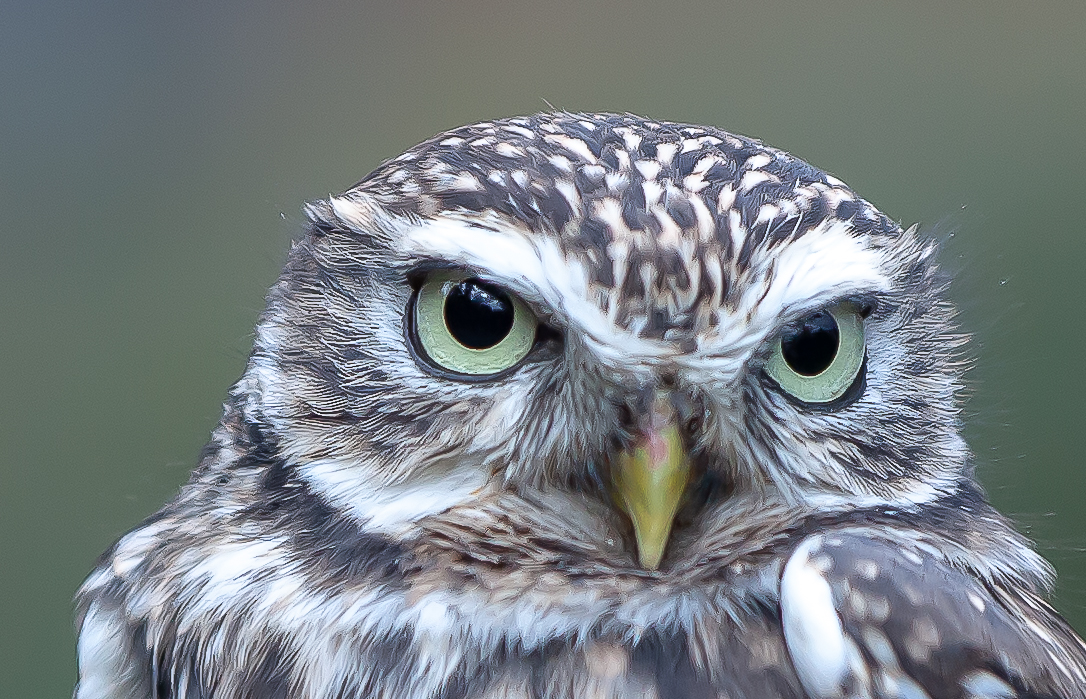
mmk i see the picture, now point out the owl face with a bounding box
[248,113,966,571]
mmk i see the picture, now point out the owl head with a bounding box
[230,112,995,578]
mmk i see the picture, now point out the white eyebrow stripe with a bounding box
[733,219,891,344]
[383,210,893,372]
[394,214,672,366]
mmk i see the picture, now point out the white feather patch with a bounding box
[179,536,288,617]
[800,473,959,511]
[110,520,167,577]
[76,602,140,699]
[389,212,671,368]
[298,456,488,535]
[740,218,890,331]
[781,536,851,698]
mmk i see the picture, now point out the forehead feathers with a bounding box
[343,113,905,345]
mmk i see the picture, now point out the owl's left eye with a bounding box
[764,302,868,404]
[411,273,538,377]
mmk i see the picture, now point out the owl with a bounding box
[76,113,1086,698]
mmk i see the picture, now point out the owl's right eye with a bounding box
[411,273,538,377]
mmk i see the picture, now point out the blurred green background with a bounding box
[2,1,1085,695]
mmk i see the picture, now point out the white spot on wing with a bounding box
[548,154,573,172]
[181,536,287,610]
[503,125,536,139]
[445,172,484,192]
[781,536,850,697]
[960,670,1015,698]
[615,127,642,151]
[755,203,780,226]
[641,180,663,208]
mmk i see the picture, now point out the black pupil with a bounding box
[781,311,839,376]
[443,279,515,349]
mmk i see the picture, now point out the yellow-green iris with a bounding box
[765,303,867,404]
[414,273,537,376]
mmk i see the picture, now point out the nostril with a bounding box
[616,404,634,429]
[668,390,705,435]
[659,373,677,389]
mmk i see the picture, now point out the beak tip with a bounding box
[632,524,670,570]
[638,549,665,570]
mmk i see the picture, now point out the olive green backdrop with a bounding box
[2,1,1085,695]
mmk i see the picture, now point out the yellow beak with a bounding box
[610,392,693,569]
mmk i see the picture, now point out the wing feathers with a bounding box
[781,532,1086,699]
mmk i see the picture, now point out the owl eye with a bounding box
[764,303,867,404]
[412,273,537,376]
